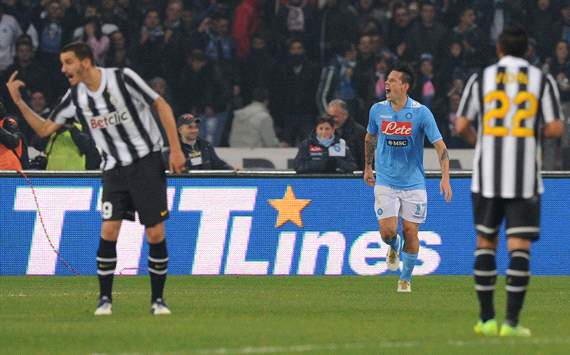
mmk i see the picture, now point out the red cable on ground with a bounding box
[17,169,81,276]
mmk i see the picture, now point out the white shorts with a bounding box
[374,185,428,223]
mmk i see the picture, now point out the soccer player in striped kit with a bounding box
[6,42,186,316]
[364,63,453,293]
[456,26,564,336]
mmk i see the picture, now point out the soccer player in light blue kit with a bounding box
[364,64,452,292]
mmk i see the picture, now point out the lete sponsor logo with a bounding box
[381,121,412,136]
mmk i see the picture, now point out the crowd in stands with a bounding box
[1,0,570,171]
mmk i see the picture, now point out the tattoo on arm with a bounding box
[365,135,378,167]
[439,148,449,162]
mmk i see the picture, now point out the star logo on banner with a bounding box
[268,185,311,228]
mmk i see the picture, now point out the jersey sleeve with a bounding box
[49,90,76,125]
[421,106,443,144]
[457,72,480,121]
[122,67,160,105]
[540,74,563,124]
[367,103,379,135]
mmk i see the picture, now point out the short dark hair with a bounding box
[61,42,95,64]
[315,115,336,128]
[389,63,415,88]
[252,87,268,102]
[498,25,528,58]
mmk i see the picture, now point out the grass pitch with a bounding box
[1,276,569,354]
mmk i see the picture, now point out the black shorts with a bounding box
[472,193,540,240]
[101,152,168,226]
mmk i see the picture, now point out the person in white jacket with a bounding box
[229,88,282,148]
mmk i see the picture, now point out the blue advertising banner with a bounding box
[1,176,569,276]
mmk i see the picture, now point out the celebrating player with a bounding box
[456,26,564,336]
[6,42,186,316]
[364,63,452,293]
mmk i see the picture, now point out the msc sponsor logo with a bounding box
[387,139,408,147]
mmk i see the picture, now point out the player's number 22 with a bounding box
[483,91,537,137]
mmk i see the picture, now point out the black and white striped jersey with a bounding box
[50,67,163,170]
[457,55,562,198]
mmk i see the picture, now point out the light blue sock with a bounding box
[384,234,400,251]
[400,251,418,282]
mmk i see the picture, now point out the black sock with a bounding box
[148,240,168,303]
[474,248,497,322]
[97,238,117,300]
[506,249,530,327]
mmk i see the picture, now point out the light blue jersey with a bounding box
[367,97,442,190]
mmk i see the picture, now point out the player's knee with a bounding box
[402,225,417,239]
[477,235,498,250]
[101,221,121,241]
[146,223,165,244]
[380,227,397,241]
[507,237,531,252]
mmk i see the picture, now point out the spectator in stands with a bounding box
[293,115,357,173]
[316,41,357,116]
[35,0,67,65]
[132,8,165,79]
[176,49,229,144]
[0,108,24,171]
[553,0,570,46]
[177,113,233,170]
[240,32,276,104]
[436,36,467,93]
[232,0,261,60]
[452,6,485,70]
[83,17,110,65]
[71,4,119,41]
[230,88,281,148]
[318,0,358,63]
[528,0,558,61]
[413,53,437,109]
[3,0,38,49]
[271,38,319,146]
[106,30,130,68]
[100,0,129,35]
[354,0,388,34]
[0,3,22,71]
[405,0,447,62]
[273,0,318,57]
[2,38,50,103]
[326,99,366,170]
[25,90,50,152]
[386,2,412,58]
[474,0,526,60]
[354,34,375,115]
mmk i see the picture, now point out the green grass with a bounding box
[1,276,569,355]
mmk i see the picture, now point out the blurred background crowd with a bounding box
[1,0,570,171]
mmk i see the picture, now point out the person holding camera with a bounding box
[0,113,24,171]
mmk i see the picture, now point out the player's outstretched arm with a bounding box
[363,133,377,186]
[455,116,476,146]
[6,71,60,138]
[153,96,186,174]
[434,140,452,202]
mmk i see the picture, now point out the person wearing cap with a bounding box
[177,113,233,170]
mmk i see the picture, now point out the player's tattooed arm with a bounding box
[439,147,449,162]
[364,133,377,168]
[434,140,452,202]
